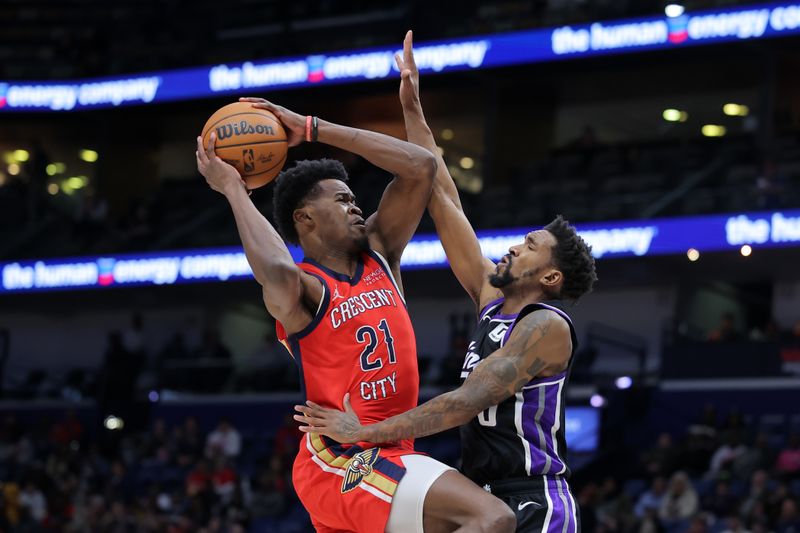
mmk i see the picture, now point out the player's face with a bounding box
[490,230,561,295]
[308,179,368,252]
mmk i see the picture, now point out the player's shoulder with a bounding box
[513,306,571,337]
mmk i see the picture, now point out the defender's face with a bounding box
[306,179,367,251]
[491,230,558,290]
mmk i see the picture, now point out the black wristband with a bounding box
[311,116,319,142]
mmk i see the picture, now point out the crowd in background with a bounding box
[0,411,305,532]
[1,405,799,532]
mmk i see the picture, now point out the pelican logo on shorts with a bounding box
[341,448,380,493]
[243,149,255,173]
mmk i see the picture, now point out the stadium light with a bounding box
[687,248,700,261]
[740,244,752,257]
[441,128,454,140]
[702,124,726,137]
[103,415,125,431]
[460,157,475,170]
[47,183,59,195]
[12,149,29,162]
[79,149,99,163]
[663,109,688,122]
[7,163,20,176]
[723,103,749,116]
[615,376,633,389]
[590,394,607,408]
[665,4,685,17]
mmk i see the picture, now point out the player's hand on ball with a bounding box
[240,97,305,147]
[196,133,248,195]
[395,30,420,110]
[294,393,364,444]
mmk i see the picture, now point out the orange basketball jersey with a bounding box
[276,250,421,531]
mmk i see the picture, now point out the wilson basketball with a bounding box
[201,102,288,189]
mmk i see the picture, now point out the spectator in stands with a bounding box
[742,470,771,520]
[775,434,800,478]
[703,481,740,520]
[19,480,47,524]
[49,409,83,446]
[708,434,748,479]
[635,476,667,518]
[708,312,740,342]
[106,460,134,503]
[734,434,776,480]
[637,507,663,533]
[186,459,212,498]
[686,514,711,533]
[211,457,238,503]
[659,471,699,524]
[141,417,170,460]
[175,416,203,466]
[720,515,750,533]
[205,418,241,459]
[642,432,681,477]
[776,498,800,533]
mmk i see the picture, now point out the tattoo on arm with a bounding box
[361,312,555,443]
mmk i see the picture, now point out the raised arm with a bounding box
[295,309,572,443]
[241,97,437,269]
[196,134,322,335]
[395,31,499,308]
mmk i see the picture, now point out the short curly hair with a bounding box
[543,215,597,302]
[272,159,349,244]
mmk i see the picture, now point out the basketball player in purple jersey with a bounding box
[295,32,597,532]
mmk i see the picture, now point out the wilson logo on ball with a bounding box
[216,120,276,140]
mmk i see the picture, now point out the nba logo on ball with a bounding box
[307,55,326,83]
[0,83,8,108]
[243,149,255,173]
[667,15,689,43]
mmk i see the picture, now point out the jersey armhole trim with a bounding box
[288,272,331,341]
[367,250,406,306]
[478,298,504,322]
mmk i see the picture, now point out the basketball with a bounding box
[201,102,288,189]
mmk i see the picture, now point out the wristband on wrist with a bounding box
[305,115,313,142]
[311,116,319,142]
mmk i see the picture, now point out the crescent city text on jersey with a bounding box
[329,288,399,329]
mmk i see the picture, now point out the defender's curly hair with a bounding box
[272,159,349,244]
[543,215,598,302]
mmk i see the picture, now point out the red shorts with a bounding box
[293,433,419,533]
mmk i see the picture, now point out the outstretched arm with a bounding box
[241,97,436,270]
[396,31,499,307]
[196,134,322,334]
[294,310,572,443]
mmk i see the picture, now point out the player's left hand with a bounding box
[240,97,306,147]
[294,393,364,444]
[395,30,420,110]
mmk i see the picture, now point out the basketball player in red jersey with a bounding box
[196,100,514,533]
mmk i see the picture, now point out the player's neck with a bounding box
[499,289,545,316]
[305,245,362,278]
